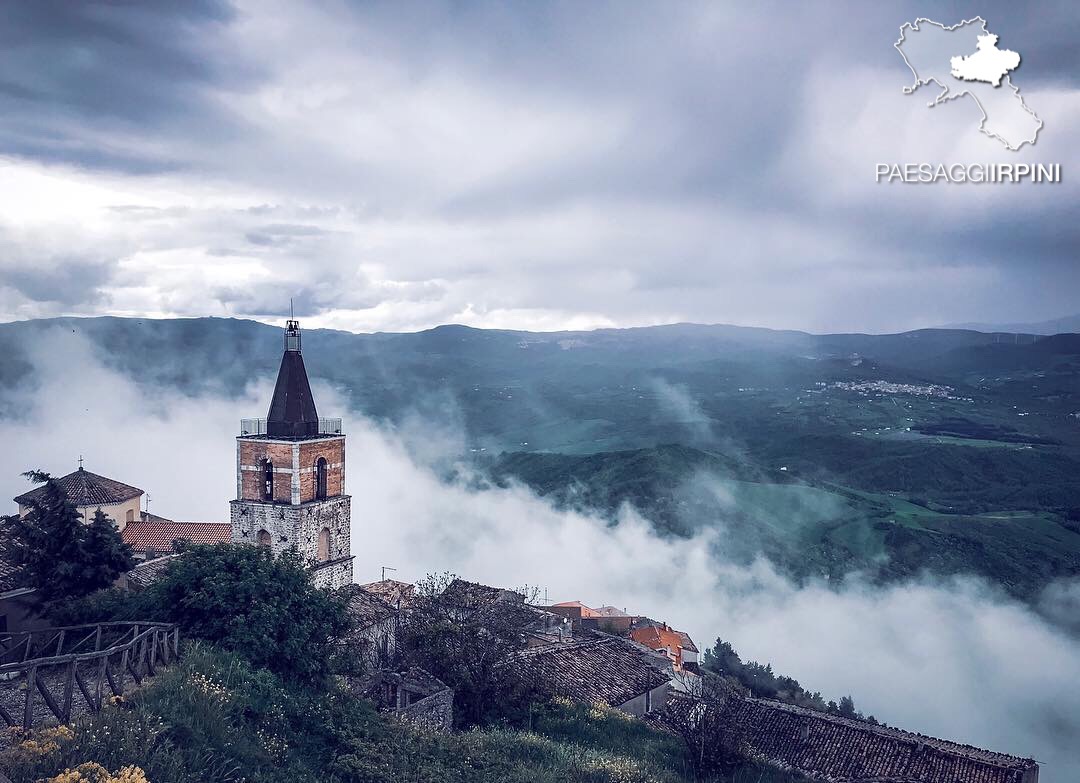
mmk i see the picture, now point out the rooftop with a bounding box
[441,578,525,609]
[124,554,180,590]
[551,600,603,618]
[265,319,320,438]
[512,637,671,708]
[121,519,232,553]
[14,468,143,508]
[343,584,398,627]
[0,559,28,594]
[359,579,415,608]
[727,696,1038,783]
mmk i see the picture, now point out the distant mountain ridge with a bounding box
[941,313,1080,335]
[2,315,1078,602]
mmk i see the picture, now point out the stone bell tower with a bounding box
[229,319,353,589]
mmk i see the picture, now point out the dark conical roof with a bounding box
[266,320,319,437]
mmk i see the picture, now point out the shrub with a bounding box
[139,544,352,682]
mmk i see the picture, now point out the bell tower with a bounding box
[229,319,353,589]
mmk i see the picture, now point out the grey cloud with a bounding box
[2,258,113,307]
[0,1,1077,331]
[0,0,253,172]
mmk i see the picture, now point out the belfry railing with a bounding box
[239,417,342,436]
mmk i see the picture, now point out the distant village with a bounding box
[0,321,1041,783]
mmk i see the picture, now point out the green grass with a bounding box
[0,645,808,783]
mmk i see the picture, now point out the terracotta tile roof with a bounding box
[343,584,397,627]
[125,555,180,590]
[727,697,1038,783]
[675,630,698,653]
[121,520,231,554]
[631,623,695,669]
[552,600,602,618]
[512,637,671,708]
[441,578,524,608]
[0,560,28,594]
[595,605,630,617]
[14,468,143,508]
[359,579,415,608]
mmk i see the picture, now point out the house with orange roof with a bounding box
[550,600,602,618]
[630,622,701,694]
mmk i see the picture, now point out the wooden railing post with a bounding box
[23,665,36,731]
[62,661,76,723]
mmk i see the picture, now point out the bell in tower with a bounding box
[229,319,353,589]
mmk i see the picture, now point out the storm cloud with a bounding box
[0,1,1077,332]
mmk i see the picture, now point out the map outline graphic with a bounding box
[894,16,1042,151]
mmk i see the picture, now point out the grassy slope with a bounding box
[0,645,806,783]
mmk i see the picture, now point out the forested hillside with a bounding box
[4,316,1079,600]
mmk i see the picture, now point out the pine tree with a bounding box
[83,509,136,592]
[0,471,134,603]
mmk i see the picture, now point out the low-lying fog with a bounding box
[4,330,1078,781]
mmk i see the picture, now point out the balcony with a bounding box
[239,418,343,436]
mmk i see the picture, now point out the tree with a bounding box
[661,674,748,778]
[0,471,134,603]
[85,509,137,588]
[138,543,352,682]
[397,573,539,728]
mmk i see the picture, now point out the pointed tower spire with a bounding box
[265,319,319,437]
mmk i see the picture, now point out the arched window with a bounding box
[315,457,328,500]
[126,508,135,523]
[256,529,272,547]
[262,459,274,501]
[318,527,330,561]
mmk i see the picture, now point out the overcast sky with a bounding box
[0,1,1077,334]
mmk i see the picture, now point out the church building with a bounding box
[230,319,354,589]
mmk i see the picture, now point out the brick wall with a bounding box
[298,438,345,502]
[238,440,294,502]
[237,436,346,504]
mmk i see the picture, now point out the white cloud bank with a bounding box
[2,329,1078,781]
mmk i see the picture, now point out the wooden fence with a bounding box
[0,622,180,730]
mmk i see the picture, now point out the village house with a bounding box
[719,696,1039,783]
[344,667,454,732]
[547,600,700,689]
[548,600,641,634]
[511,636,673,717]
[630,622,701,695]
[11,465,232,561]
[341,583,401,671]
[14,467,144,529]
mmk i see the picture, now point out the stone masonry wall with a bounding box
[230,495,352,589]
[297,495,352,564]
[310,556,354,589]
[230,500,301,555]
[400,689,454,733]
